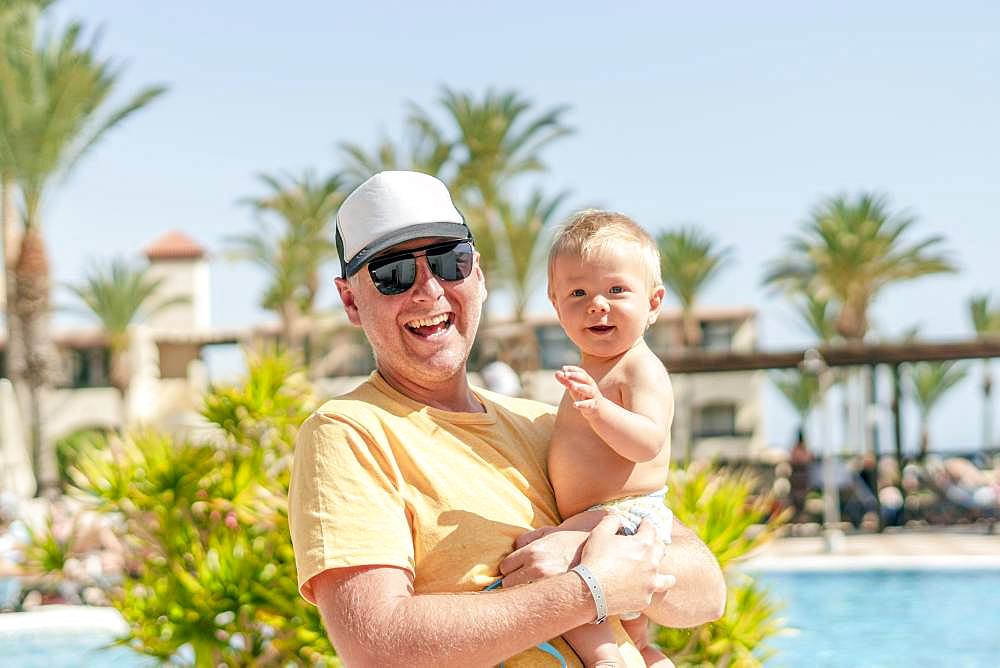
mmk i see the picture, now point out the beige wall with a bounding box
[145,258,211,330]
[41,387,123,443]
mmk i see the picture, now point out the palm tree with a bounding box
[771,369,821,437]
[229,171,344,352]
[65,258,188,400]
[657,226,733,348]
[495,189,570,321]
[969,294,1000,448]
[337,109,454,187]
[763,192,957,342]
[0,18,166,496]
[425,87,573,279]
[1,0,49,404]
[909,360,968,461]
[791,293,838,343]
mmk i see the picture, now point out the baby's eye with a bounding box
[609,286,624,294]
[571,289,586,297]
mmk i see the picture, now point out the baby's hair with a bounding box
[548,209,662,290]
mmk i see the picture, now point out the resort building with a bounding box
[479,309,767,463]
[0,231,766,497]
[0,232,241,498]
[316,308,767,463]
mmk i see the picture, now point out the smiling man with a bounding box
[288,171,726,667]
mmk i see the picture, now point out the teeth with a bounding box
[406,313,450,329]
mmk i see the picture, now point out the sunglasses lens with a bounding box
[369,257,416,295]
[367,240,474,295]
[428,241,474,281]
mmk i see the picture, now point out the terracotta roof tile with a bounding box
[144,231,206,260]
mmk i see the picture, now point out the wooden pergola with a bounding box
[661,338,1000,530]
[660,338,1000,465]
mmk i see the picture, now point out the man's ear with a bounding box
[474,254,487,301]
[648,285,666,325]
[335,277,362,326]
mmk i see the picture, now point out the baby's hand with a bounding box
[555,365,603,417]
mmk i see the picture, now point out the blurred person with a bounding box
[288,172,725,667]
[789,429,813,521]
[480,354,523,397]
[515,210,676,667]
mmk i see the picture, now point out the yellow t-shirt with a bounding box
[289,371,644,667]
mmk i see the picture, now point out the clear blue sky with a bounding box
[47,1,999,452]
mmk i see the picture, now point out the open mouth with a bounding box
[405,312,454,337]
[587,324,616,334]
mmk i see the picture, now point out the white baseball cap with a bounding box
[335,171,472,277]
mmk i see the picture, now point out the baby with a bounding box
[542,210,675,667]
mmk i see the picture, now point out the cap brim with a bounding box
[344,221,471,277]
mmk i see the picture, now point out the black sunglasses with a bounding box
[367,239,475,296]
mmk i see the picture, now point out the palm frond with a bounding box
[762,191,956,340]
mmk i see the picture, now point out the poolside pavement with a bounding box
[740,528,1000,571]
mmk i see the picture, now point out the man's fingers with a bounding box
[635,518,661,545]
[499,546,526,575]
[515,526,553,549]
[591,513,622,538]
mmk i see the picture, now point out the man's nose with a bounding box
[411,256,445,301]
[588,296,610,313]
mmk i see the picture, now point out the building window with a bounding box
[644,322,673,357]
[536,324,578,369]
[64,347,112,388]
[700,321,734,351]
[695,404,738,438]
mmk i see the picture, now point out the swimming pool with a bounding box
[0,605,152,668]
[754,570,1000,667]
[2,572,999,666]
[0,629,153,667]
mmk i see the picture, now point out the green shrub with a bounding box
[55,427,110,491]
[655,463,790,667]
[72,351,337,666]
[24,513,74,575]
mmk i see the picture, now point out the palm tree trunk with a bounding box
[279,300,303,357]
[983,360,993,449]
[2,174,22,365]
[918,418,930,462]
[680,309,700,350]
[14,228,59,496]
[1,176,34,491]
[108,344,131,425]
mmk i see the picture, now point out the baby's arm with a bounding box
[557,363,673,463]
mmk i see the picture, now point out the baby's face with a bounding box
[549,244,664,359]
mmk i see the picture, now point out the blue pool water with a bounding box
[754,570,1000,667]
[2,571,999,666]
[0,629,153,667]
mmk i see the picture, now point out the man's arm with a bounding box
[645,520,726,627]
[556,365,672,463]
[501,518,726,629]
[312,516,674,667]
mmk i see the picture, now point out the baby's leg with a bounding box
[622,615,674,668]
[563,623,626,668]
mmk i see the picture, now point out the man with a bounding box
[289,171,726,667]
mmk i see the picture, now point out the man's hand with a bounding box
[500,529,588,586]
[579,515,675,616]
[513,524,561,549]
[555,365,604,417]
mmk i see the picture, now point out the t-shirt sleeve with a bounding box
[289,410,413,604]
